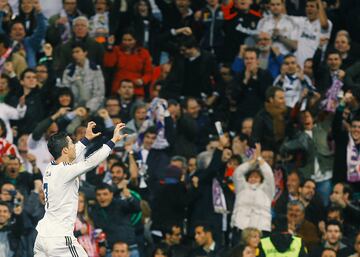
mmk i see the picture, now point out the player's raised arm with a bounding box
[62,123,127,182]
[74,121,102,161]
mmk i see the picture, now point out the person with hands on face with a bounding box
[230,143,275,245]
[34,122,128,257]
[0,201,24,257]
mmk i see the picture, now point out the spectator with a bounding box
[74,192,99,257]
[251,86,287,151]
[46,0,83,46]
[279,111,334,205]
[232,47,273,125]
[116,80,137,123]
[160,35,220,101]
[152,243,171,257]
[0,201,24,257]
[60,41,105,113]
[223,0,261,62]
[53,16,105,75]
[293,0,332,67]
[241,118,253,137]
[0,34,27,77]
[309,220,353,257]
[231,143,275,244]
[112,241,130,257]
[257,0,298,54]
[274,170,301,218]
[232,33,284,79]
[15,0,38,36]
[89,0,112,43]
[131,0,161,64]
[348,232,360,257]
[286,200,321,250]
[188,222,223,257]
[298,178,325,226]
[273,54,315,109]
[0,119,21,164]
[240,228,262,256]
[258,217,308,257]
[321,248,337,257]
[104,29,153,97]
[91,183,141,256]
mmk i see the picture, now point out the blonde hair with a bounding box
[78,192,93,226]
[241,227,262,245]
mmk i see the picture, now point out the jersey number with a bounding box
[43,183,49,208]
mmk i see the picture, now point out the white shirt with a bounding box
[273,74,313,108]
[257,14,299,54]
[39,0,63,18]
[36,140,113,236]
[27,135,53,175]
[0,103,27,143]
[293,16,332,67]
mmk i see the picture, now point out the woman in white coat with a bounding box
[231,143,275,246]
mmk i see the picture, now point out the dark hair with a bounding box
[55,87,74,108]
[179,35,199,49]
[300,178,316,188]
[20,68,36,80]
[0,201,10,212]
[62,0,77,4]
[265,86,284,102]
[335,182,353,200]
[304,58,313,64]
[47,132,69,160]
[0,118,7,138]
[120,79,134,87]
[0,34,10,48]
[144,126,157,136]
[95,182,113,193]
[244,47,259,59]
[130,101,146,119]
[283,53,296,61]
[184,97,199,109]
[325,219,343,233]
[327,49,341,59]
[163,223,182,236]
[112,241,129,251]
[10,20,25,32]
[287,170,303,184]
[134,0,152,17]
[327,206,344,221]
[71,41,87,52]
[152,243,171,257]
[168,99,179,107]
[194,221,213,235]
[122,27,139,43]
[245,169,264,183]
[110,161,127,172]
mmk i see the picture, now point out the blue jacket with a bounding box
[0,11,47,68]
[232,50,284,79]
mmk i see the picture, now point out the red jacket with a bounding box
[104,45,153,96]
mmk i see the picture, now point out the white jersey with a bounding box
[293,16,332,67]
[36,139,114,237]
[257,14,299,54]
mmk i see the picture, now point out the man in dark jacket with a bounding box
[91,183,141,256]
[233,47,273,129]
[251,86,288,151]
[160,36,220,102]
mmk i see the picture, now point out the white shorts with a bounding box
[34,235,88,257]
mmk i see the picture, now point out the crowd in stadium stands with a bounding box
[1,0,360,256]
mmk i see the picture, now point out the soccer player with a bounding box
[34,121,126,257]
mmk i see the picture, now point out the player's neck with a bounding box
[56,155,71,164]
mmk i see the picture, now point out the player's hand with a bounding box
[111,123,127,143]
[80,226,88,235]
[85,121,101,140]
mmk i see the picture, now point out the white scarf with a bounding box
[346,133,360,182]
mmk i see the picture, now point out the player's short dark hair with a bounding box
[265,86,284,102]
[95,182,113,193]
[325,219,343,233]
[47,132,69,160]
[20,68,36,81]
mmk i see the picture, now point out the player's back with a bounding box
[36,161,80,237]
